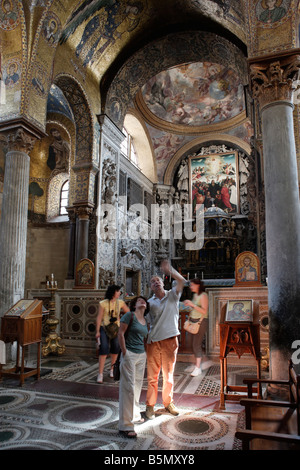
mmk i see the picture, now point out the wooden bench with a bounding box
[235,360,300,450]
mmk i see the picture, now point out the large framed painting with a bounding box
[189,151,239,214]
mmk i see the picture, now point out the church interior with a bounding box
[0,0,300,452]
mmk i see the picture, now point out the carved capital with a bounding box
[3,127,37,154]
[250,54,300,110]
[66,207,76,223]
[74,205,94,220]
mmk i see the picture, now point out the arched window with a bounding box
[59,180,69,215]
[121,127,138,167]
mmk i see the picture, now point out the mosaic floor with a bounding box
[0,356,256,453]
[39,356,261,398]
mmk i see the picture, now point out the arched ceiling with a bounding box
[0,0,250,186]
[58,0,247,83]
[55,1,249,184]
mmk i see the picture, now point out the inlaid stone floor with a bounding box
[0,355,260,452]
[38,355,262,398]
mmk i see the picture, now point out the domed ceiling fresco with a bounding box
[141,62,245,127]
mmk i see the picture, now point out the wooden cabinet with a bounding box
[0,299,43,386]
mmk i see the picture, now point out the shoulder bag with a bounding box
[113,313,134,381]
[104,300,119,339]
[183,316,202,335]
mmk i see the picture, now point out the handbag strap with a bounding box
[109,299,121,319]
[188,315,202,324]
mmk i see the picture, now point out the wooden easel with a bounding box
[219,321,262,409]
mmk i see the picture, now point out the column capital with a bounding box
[74,204,94,220]
[249,52,300,110]
[0,118,45,154]
[66,206,76,223]
[3,127,37,153]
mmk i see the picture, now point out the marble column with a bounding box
[0,128,37,317]
[74,205,93,268]
[66,207,76,279]
[250,54,300,379]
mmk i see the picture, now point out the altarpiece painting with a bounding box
[189,151,239,214]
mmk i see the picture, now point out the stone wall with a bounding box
[25,224,69,292]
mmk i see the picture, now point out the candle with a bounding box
[187,272,189,280]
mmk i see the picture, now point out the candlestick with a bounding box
[43,273,65,357]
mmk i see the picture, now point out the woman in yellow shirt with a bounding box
[183,278,208,377]
[95,285,129,383]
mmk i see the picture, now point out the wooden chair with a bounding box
[235,360,300,450]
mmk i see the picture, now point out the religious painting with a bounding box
[60,0,145,68]
[42,12,61,47]
[189,151,238,214]
[0,0,19,31]
[74,258,95,289]
[234,251,262,286]
[141,62,245,127]
[225,299,253,323]
[3,59,21,87]
[252,0,292,56]
[47,127,70,172]
[255,0,289,25]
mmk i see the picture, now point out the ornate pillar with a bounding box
[74,205,93,268]
[66,207,76,279]
[250,53,300,379]
[0,127,38,317]
[97,114,124,287]
[154,184,174,263]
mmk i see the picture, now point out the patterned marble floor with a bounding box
[39,355,262,398]
[0,356,255,453]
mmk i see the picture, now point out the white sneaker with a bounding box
[191,367,202,377]
[110,368,114,378]
[97,373,103,383]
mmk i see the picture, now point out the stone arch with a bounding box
[53,75,96,208]
[54,74,94,166]
[164,133,251,186]
[103,30,248,129]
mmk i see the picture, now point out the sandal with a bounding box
[119,430,137,438]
